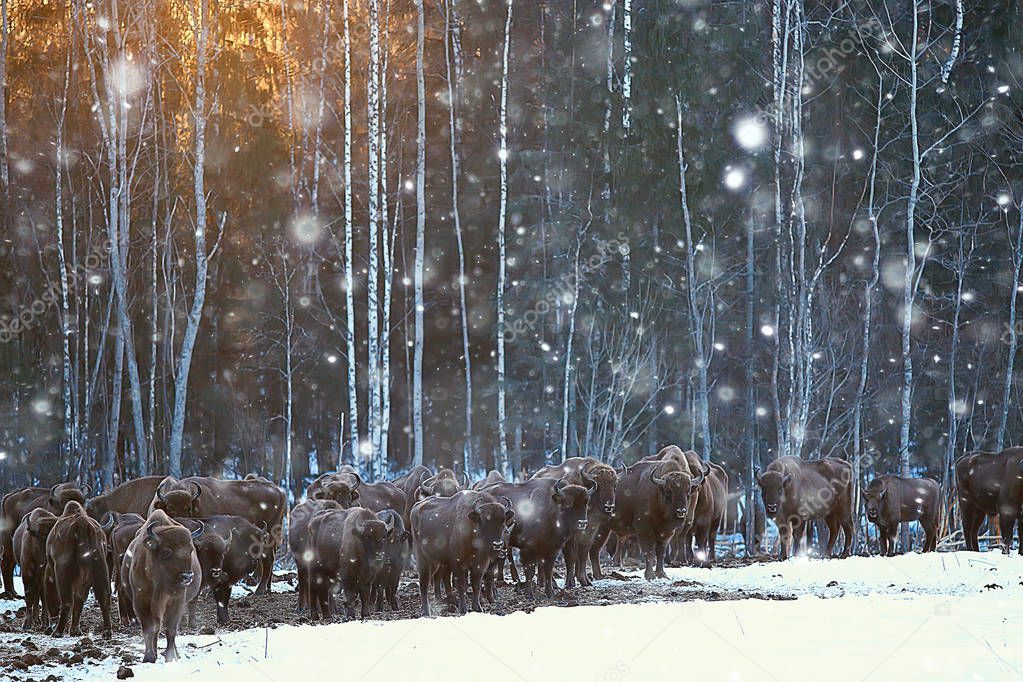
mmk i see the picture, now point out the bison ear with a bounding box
[783,473,793,486]
[504,508,515,525]
[350,490,360,501]
[311,490,326,500]
[153,500,165,511]
[878,489,887,500]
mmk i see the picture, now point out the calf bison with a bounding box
[304,506,394,620]
[411,490,514,616]
[45,501,112,638]
[372,508,410,612]
[13,508,59,630]
[532,457,614,586]
[149,476,286,594]
[481,477,590,598]
[956,448,1013,552]
[756,456,854,560]
[863,475,940,555]
[125,510,204,663]
[290,498,343,611]
[177,515,270,625]
[85,476,164,521]
[598,454,705,580]
[1,482,89,599]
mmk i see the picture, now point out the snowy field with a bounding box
[2,551,1020,681]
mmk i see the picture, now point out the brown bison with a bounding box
[411,490,514,616]
[149,476,286,594]
[481,477,590,598]
[372,508,410,612]
[391,465,433,524]
[994,447,1023,555]
[956,449,1013,552]
[676,453,727,566]
[85,476,164,521]
[532,457,614,586]
[303,506,395,620]
[13,508,59,630]
[416,468,467,499]
[45,501,112,638]
[176,515,270,625]
[289,498,343,611]
[1,482,89,599]
[471,470,507,490]
[756,456,854,560]
[863,475,940,555]
[124,509,204,663]
[597,454,705,580]
[107,513,145,625]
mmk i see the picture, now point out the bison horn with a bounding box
[157,482,168,503]
[692,468,706,487]
[460,470,470,487]
[79,483,92,497]
[351,472,363,491]
[146,522,159,544]
[190,520,205,539]
[382,513,395,534]
[649,467,668,487]
[49,484,61,504]
[100,512,116,530]
[581,472,598,494]
[420,480,436,496]
[501,496,513,511]
[190,482,202,501]
[554,477,569,494]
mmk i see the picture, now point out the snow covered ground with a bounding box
[7,552,1023,681]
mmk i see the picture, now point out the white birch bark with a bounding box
[341,0,361,460]
[367,0,383,469]
[412,0,427,467]
[495,0,514,475]
[621,0,632,130]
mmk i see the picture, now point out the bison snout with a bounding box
[603,502,615,514]
[491,541,505,552]
[576,519,588,530]
[375,551,386,562]
[675,508,688,519]
[178,572,195,586]
[765,503,778,514]
[209,568,223,580]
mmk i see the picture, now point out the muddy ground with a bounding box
[0,556,786,680]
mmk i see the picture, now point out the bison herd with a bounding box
[1,445,1022,663]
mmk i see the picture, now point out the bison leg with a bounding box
[254,548,274,596]
[296,565,308,612]
[139,609,159,664]
[960,504,981,552]
[777,520,792,561]
[998,508,1018,557]
[164,602,186,662]
[214,584,231,625]
[418,567,433,618]
[541,557,557,596]
[824,517,840,558]
[563,540,578,589]
[589,525,609,581]
[886,525,899,557]
[0,530,18,599]
[469,568,484,612]
[94,579,113,640]
[654,538,670,580]
[523,559,537,600]
[358,582,373,620]
[453,570,468,614]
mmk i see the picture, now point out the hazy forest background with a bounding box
[0,1,1021,519]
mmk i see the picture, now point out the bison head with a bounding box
[25,508,59,540]
[650,464,705,520]
[153,479,202,517]
[584,465,618,516]
[312,473,361,508]
[552,478,590,530]
[48,483,88,514]
[143,519,204,588]
[863,479,888,522]
[418,472,462,499]
[356,513,393,564]
[468,495,515,554]
[755,469,792,516]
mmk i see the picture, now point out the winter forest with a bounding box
[1,0,1021,519]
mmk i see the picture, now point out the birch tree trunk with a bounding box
[444,0,474,473]
[997,208,1023,451]
[55,47,75,465]
[899,2,922,479]
[621,0,632,131]
[495,0,514,475]
[675,97,711,461]
[0,0,8,212]
[168,0,215,476]
[367,0,383,470]
[412,0,427,467]
[341,0,360,460]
